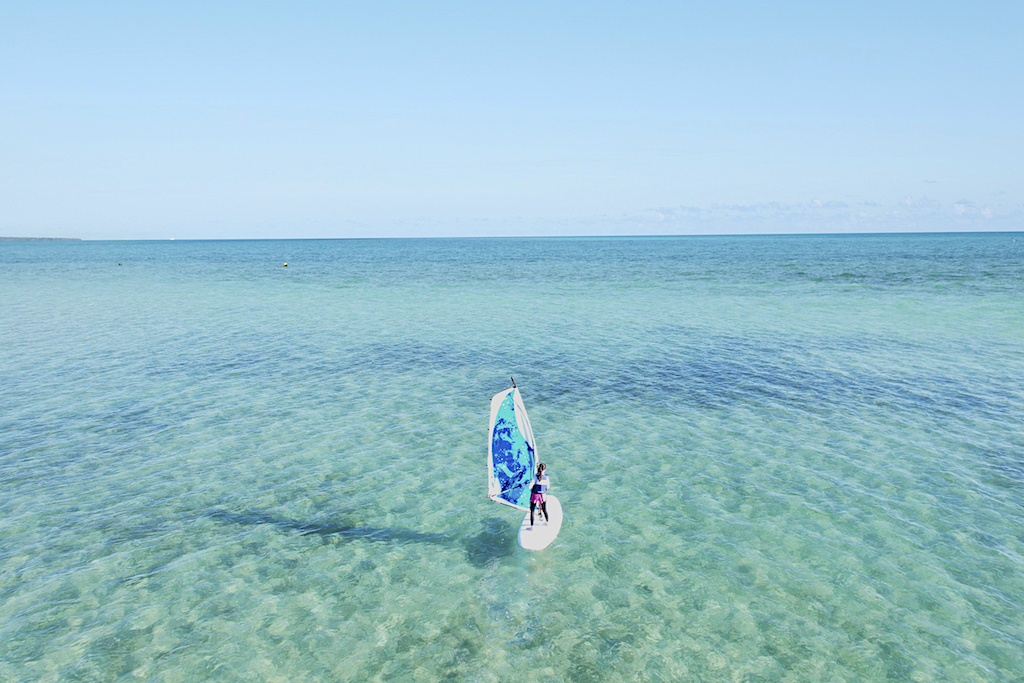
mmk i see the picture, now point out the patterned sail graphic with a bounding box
[487,387,536,510]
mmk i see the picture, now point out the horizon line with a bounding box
[3,229,1021,243]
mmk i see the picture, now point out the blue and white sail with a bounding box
[487,385,537,510]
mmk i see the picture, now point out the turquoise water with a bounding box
[2,234,1023,682]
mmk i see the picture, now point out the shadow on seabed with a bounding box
[205,508,517,568]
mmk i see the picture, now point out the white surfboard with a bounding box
[517,495,563,550]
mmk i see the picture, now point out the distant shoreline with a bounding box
[0,237,81,241]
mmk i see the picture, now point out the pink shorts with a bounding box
[530,493,545,505]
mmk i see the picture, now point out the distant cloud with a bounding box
[901,196,943,209]
[599,194,1017,235]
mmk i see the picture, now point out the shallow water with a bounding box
[2,234,1023,681]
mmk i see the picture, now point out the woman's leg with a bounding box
[530,500,536,526]
[541,500,548,522]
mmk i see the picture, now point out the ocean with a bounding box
[1,234,1022,682]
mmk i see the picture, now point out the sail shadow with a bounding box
[206,508,515,566]
[462,516,517,568]
[205,508,451,545]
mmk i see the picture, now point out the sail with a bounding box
[487,386,537,510]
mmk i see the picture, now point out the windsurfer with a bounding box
[529,463,550,527]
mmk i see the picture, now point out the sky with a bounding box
[1,0,1021,239]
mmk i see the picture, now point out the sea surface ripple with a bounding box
[1,234,1023,682]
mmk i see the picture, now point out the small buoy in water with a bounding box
[283,263,288,267]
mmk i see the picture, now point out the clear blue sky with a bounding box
[2,0,1021,239]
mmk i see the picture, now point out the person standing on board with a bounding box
[529,463,550,526]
